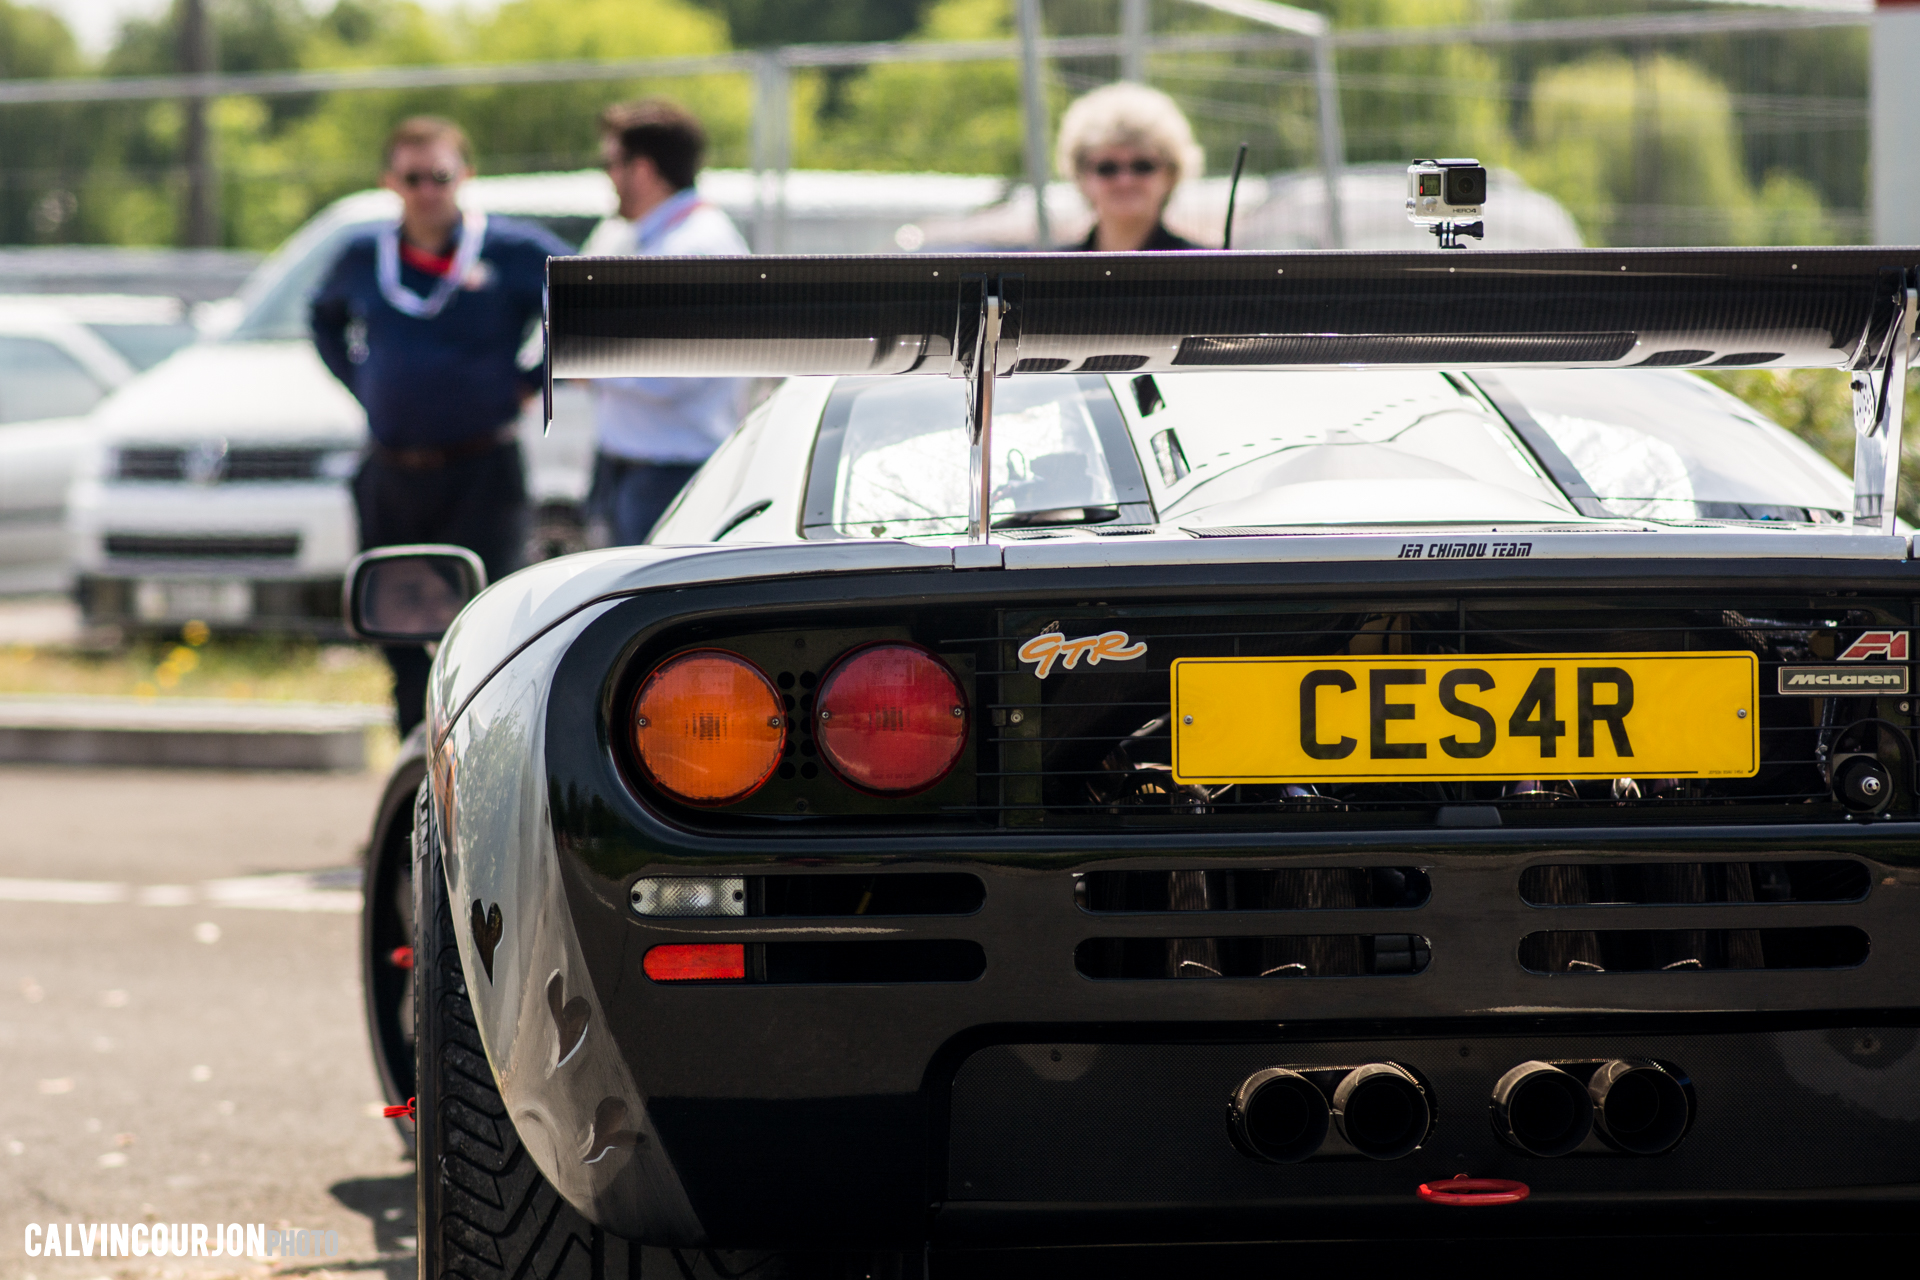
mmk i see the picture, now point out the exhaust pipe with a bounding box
[1492,1061,1594,1157]
[1331,1063,1431,1160]
[1590,1058,1691,1155]
[1228,1068,1330,1163]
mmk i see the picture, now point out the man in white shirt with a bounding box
[581,99,750,545]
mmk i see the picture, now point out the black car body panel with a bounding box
[415,561,1920,1245]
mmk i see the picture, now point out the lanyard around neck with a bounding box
[636,193,704,251]
[377,209,488,319]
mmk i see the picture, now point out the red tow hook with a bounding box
[389,946,415,969]
[382,1097,417,1121]
[1417,1174,1530,1205]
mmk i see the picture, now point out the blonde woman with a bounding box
[1056,83,1205,251]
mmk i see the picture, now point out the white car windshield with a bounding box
[803,367,1852,535]
[1489,368,1850,522]
[803,375,1145,537]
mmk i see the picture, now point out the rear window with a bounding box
[804,375,1147,537]
[1141,370,1573,527]
[1490,368,1850,523]
[88,321,196,371]
[0,336,106,422]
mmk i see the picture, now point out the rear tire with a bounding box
[411,784,926,1280]
[363,767,425,1150]
[413,784,621,1279]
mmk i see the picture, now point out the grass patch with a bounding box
[0,631,391,705]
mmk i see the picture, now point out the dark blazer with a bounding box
[1070,223,1203,251]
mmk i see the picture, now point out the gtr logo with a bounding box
[1837,630,1909,661]
[1017,629,1147,679]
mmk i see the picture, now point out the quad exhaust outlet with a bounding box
[1589,1058,1692,1155]
[1491,1061,1594,1157]
[1492,1058,1693,1157]
[1229,1063,1431,1163]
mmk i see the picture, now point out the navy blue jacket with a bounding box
[309,215,572,449]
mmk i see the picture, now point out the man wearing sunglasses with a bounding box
[310,116,571,737]
[576,98,750,547]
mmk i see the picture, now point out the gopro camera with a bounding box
[1406,158,1485,249]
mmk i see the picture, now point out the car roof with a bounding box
[0,293,186,325]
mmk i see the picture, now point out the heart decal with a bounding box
[580,1096,645,1165]
[546,970,590,1067]
[470,900,503,982]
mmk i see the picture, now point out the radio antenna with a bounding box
[1222,141,1249,250]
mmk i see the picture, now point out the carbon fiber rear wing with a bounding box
[545,248,1919,539]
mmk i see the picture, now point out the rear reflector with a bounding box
[643,943,746,982]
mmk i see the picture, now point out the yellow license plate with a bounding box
[1170,652,1758,784]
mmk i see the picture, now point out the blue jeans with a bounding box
[591,455,702,546]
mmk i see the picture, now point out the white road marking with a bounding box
[0,870,362,913]
[202,871,360,914]
[0,877,129,904]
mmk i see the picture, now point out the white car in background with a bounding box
[67,172,612,634]
[66,168,1013,634]
[0,299,167,593]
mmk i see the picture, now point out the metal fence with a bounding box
[0,4,1878,252]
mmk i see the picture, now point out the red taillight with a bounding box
[632,650,786,805]
[643,944,746,982]
[815,643,967,794]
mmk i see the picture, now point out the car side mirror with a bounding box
[344,545,486,644]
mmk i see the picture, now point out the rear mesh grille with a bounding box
[1517,926,1868,973]
[936,596,1917,830]
[1076,933,1432,979]
[1518,860,1869,906]
[1077,867,1430,911]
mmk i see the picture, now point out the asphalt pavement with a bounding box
[0,764,412,1280]
[0,764,1904,1280]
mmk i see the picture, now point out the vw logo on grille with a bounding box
[183,439,230,485]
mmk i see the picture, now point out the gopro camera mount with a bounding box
[1407,158,1486,250]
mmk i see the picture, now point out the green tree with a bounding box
[803,0,1026,175]
[0,0,88,242]
[693,0,933,48]
[1324,0,1513,168]
[76,0,745,250]
[1517,52,1830,246]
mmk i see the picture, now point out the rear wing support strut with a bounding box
[1853,285,1917,536]
[964,287,1007,546]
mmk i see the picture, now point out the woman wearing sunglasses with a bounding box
[1056,82,1204,252]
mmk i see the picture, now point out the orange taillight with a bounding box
[632,650,786,805]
